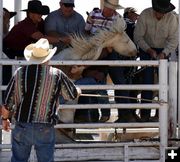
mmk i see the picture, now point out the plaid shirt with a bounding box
[85,8,121,35]
[4,65,78,124]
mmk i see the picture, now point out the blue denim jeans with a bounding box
[74,77,100,122]
[103,51,133,116]
[139,48,163,118]
[74,77,110,120]
[11,122,55,162]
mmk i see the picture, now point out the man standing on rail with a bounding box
[84,0,138,122]
[134,0,178,122]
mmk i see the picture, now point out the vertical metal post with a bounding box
[159,59,168,162]
[14,0,22,23]
[0,0,3,101]
[178,1,180,139]
[124,145,129,162]
[0,0,3,146]
[169,62,178,138]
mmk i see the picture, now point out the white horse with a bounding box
[53,16,137,61]
[55,17,137,126]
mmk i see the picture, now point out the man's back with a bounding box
[5,65,78,124]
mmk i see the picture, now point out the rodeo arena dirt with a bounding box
[0,0,180,162]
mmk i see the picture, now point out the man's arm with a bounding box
[1,105,11,132]
[31,31,62,44]
[134,11,151,52]
[162,14,178,57]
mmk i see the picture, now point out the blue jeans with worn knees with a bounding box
[11,122,55,162]
[103,51,133,116]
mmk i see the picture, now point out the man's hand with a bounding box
[59,36,71,45]
[76,87,82,98]
[147,48,157,59]
[70,65,86,74]
[157,52,166,59]
[2,119,11,132]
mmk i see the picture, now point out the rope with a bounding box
[80,93,167,104]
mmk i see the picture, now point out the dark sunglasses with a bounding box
[63,3,74,8]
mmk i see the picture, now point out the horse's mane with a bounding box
[70,17,126,60]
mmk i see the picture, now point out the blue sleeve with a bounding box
[44,12,57,34]
[78,15,86,34]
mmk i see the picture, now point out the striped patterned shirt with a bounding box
[85,8,121,34]
[4,65,78,124]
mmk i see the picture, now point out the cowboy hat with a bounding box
[22,0,49,15]
[152,0,175,13]
[124,7,137,14]
[3,8,17,19]
[24,38,57,64]
[104,0,124,10]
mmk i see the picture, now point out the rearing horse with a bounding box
[55,17,137,130]
[53,16,137,61]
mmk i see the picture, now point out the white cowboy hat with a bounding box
[24,38,57,64]
[104,0,124,10]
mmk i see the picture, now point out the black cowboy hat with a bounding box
[22,0,49,15]
[152,0,175,13]
[3,8,17,18]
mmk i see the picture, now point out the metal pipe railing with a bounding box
[0,59,168,162]
[159,60,168,162]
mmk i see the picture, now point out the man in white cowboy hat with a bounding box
[134,0,178,122]
[1,38,81,162]
[85,0,124,34]
[81,0,138,123]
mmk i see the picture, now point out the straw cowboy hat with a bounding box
[24,38,57,64]
[104,0,124,10]
[152,0,175,13]
[22,0,49,15]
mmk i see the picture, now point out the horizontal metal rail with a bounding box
[0,60,159,66]
[0,141,160,149]
[0,122,160,130]
[0,84,160,91]
[58,103,161,109]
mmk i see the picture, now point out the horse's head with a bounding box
[111,32,137,57]
[100,17,137,57]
